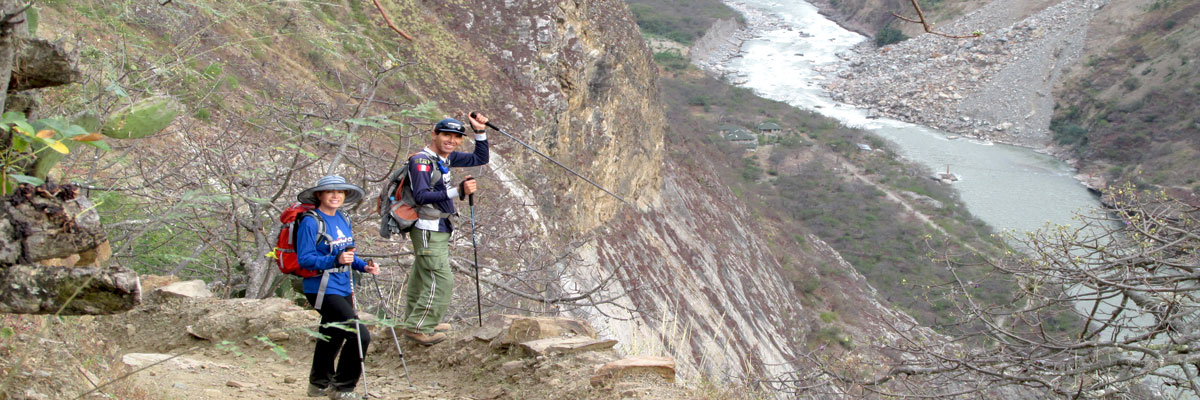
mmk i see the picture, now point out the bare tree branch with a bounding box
[893,0,981,39]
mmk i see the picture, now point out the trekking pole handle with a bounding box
[341,246,355,267]
[469,111,499,131]
[469,193,474,206]
[459,176,475,201]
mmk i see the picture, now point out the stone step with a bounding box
[518,336,618,356]
[589,356,676,387]
[471,314,596,349]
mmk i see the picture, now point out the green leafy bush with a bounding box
[652,50,689,71]
[875,24,908,47]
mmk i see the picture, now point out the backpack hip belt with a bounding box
[313,266,351,310]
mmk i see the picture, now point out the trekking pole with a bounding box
[345,248,369,398]
[468,192,483,327]
[367,264,413,387]
[470,112,633,207]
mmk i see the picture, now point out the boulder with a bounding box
[2,188,105,264]
[10,37,81,91]
[499,360,526,376]
[152,280,213,300]
[589,356,676,387]
[518,336,617,356]
[185,298,317,341]
[472,314,521,342]
[0,264,140,314]
[138,274,180,294]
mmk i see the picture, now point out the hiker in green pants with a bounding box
[402,229,453,341]
[399,113,489,345]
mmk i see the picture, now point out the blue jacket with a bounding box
[408,134,489,232]
[296,209,366,296]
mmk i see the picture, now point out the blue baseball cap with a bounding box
[433,118,466,135]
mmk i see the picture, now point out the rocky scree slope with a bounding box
[825,0,1109,146]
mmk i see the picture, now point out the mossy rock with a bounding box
[101,96,182,139]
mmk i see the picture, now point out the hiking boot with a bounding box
[306,384,328,397]
[328,390,360,400]
[434,323,451,332]
[402,329,446,346]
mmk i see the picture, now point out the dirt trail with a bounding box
[122,340,465,399]
[88,293,692,400]
[836,158,948,236]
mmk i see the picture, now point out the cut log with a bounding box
[0,264,141,314]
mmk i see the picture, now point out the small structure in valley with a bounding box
[722,126,758,151]
[757,121,782,138]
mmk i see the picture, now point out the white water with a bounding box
[719,0,1100,235]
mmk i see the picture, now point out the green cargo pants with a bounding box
[401,229,453,334]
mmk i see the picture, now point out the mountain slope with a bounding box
[28,0,852,387]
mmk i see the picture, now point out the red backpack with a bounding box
[271,203,328,278]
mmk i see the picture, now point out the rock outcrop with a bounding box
[0,185,140,314]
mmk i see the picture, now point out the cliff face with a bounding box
[427,0,808,380]
[422,0,664,233]
[397,0,915,382]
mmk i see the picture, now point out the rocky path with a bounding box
[120,339,468,399]
[93,282,688,400]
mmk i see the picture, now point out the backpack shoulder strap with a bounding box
[404,152,443,188]
[300,210,332,249]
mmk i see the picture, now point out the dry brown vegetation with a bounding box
[1053,0,1200,198]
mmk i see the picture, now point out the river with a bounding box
[715,1,1187,396]
[717,0,1100,235]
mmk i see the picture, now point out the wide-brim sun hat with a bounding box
[297,175,365,205]
[434,118,466,135]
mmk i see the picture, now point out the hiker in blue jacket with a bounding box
[295,175,379,400]
[400,113,489,345]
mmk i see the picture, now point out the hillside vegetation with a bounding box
[658,70,1013,331]
[1053,0,1200,197]
[37,0,472,286]
[625,0,742,45]
[625,2,1012,330]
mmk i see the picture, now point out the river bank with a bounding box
[700,0,1101,237]
[694,0,1111,193]
[823,0,1109,146]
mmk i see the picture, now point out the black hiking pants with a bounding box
[305,293,371,392]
